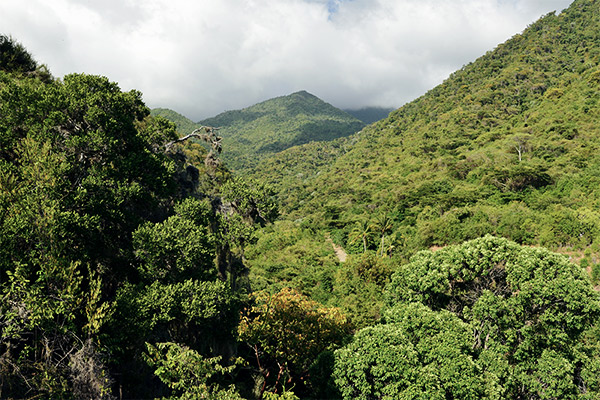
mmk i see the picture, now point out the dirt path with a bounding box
[326,234,347,262]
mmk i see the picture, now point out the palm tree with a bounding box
[374,213,394,257]
[349,220,373,253]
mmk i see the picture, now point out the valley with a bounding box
[2,0,600,398]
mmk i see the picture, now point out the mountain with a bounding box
[198,90,365,172]
[244,105,394,204]
[343,106,395,124]
[248,0,600,279]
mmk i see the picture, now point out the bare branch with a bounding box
[164,126,222,153]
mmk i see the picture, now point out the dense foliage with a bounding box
[3,0,600,398]
[0,62,178,396]
[334,304,486,400]
[0,37,280,399]
[248,0,600,274]
[334,236,600,399]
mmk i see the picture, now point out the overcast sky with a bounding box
[1,0,574,121]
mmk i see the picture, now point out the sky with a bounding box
[1,0,575,121]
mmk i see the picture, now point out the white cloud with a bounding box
[0,0,575,120]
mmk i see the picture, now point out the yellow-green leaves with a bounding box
[239,288,352,396]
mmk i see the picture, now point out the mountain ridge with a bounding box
[150,107,200,135]
[153,90,365,173]
[343,106,395,124]
[201,90,364,172]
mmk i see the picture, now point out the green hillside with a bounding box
[244,0,600,329]
[150,107,201,135]
[260,0,600,257]
[199,90,365,172]
[4,1,600,398]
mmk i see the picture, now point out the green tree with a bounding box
[145,342,243,400]
[348,219,374,253]
[334,303,490,400]
[335,236,600,399]
[216,176,278,289]
[0,34,51,81]
[133,198,216,283]
[0,34,37,72]
[0,39,275,399]
[0,67,180,397]
[330,252,393,328]
[374,212,394,257]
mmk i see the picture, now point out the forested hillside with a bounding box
[150,107,201,137]
[2,0,600,398]
[244,0,600,378]
[251,0,600,265]
[198,90,364,172]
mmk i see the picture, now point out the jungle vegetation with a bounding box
[2,0,600,398]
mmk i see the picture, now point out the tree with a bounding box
[348,219,374,253]
[0,45,236,397]
[330,252,393,328]
[374,212,394,257]
[133,198,216,283]
[0,35,50,81]
[0,38,279,399]
[238,288,352,398]
[333,303,489,400]
[0,68,181,397]
[215,176,278,289]
[335,236,600,399]
[145,342,243,400]
[165,125,224,176]
[511,133,531,163]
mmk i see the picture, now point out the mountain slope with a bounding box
[344,106,395,124]
[199,90,365,172]
[150,107,200,135]
[257,0,600,261]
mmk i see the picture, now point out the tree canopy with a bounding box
[334,236,600,399]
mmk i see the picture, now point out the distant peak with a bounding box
[291,90,316,98]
